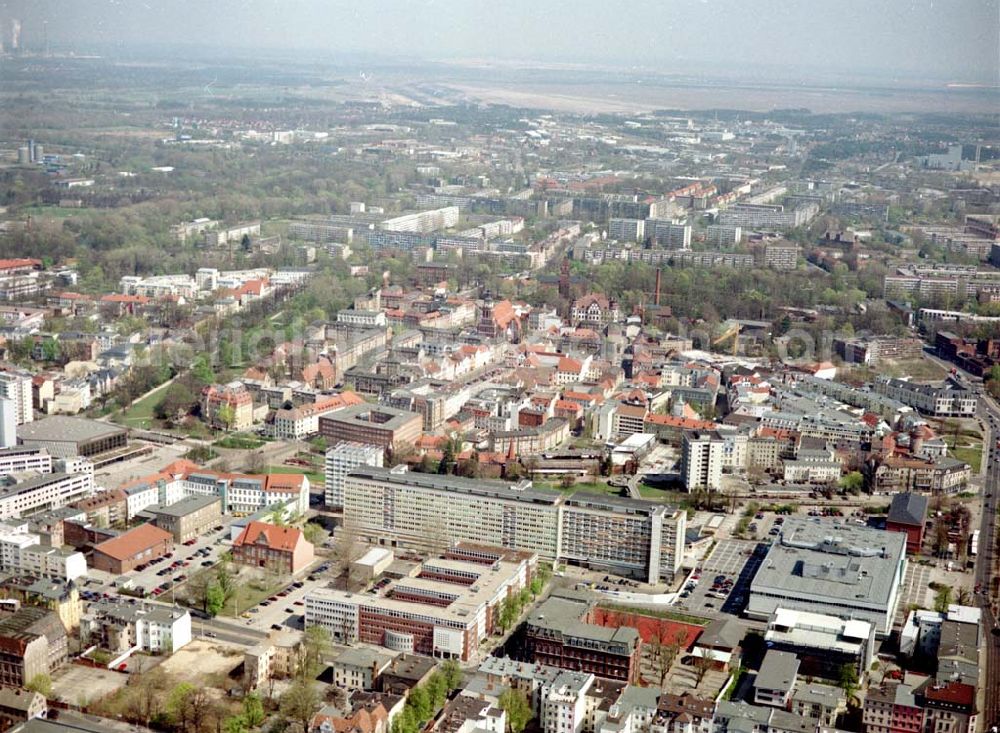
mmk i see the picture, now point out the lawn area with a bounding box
[268,464,324,485]
[222,572,283,617]
[883,358,949,382]
[534,480,622,496]
[116,381,173,429]
[950,445,982,473]
[214,433,266,450]
[19,205,86,219]
[181,566,282,618]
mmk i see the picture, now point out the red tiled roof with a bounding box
[645,414,716,430]
[616,404,648,418]
[0,258,41,271]
[922,680,975,706]
[100,294,150,304]
[233,521,307,552]
[93,524,172,561]
[758,427,798,441]
[557,356,582,372]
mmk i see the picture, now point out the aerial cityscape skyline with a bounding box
[0,4,997,733]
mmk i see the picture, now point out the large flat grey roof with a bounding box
[17,416,126,444]
[320,403,421,429]
[565,491,674,516]
[756,649,799,693]
[750,517,905,610]
[145,494,221,517]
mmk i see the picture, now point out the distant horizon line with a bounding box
[5,39,999,91]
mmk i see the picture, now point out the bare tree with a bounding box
[332,523,366,590]
[693,653,715,687]
[126,664,168,727]
[246,449,267,474]
[425,515,451,557]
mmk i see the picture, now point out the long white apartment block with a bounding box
[343,465,687,582]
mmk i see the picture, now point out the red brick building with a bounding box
[232,521,315,574]
[524,594,641,683]
[91,524,174,575]
[886,492,928,555]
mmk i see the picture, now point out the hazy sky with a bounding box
[1,0,998,84]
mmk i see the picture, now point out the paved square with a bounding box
[52,665,127,706]
[897,563,933,619]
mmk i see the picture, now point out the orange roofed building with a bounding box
[91,523,174,575]
[233,521,315,574]
[118,459,310,517]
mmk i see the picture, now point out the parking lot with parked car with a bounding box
[85,523,234,599]
[675,538,764,615]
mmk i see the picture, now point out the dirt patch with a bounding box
[157,638,244,679]
[52,664,128,706]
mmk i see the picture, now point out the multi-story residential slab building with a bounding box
[0,448,51,475]
[681,430,724,491]
[324,442,384,508]
[0,371,33,426]
[0,522,86,581]
[559,493,685,583]
[343,466,686,582]
[0,471,94,521]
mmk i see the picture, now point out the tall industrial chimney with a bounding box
[11,19,21,52]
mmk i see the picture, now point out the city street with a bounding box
[974,389,1000,730]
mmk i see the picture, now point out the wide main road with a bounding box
[974,394,999,730]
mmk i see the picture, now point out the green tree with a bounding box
[497,596,516,634]
[25,673,52,698]
[154,381,197,421]
[280,680,320,733]
[299,625,332,680]
[302,522,324,546]
[839,471,864,494]
[217,403,236,432]
[440,659,463,691]
[425,672,448,709]
[242,692,265,727]
[408,686,431,723]
[192,355,216,384]
[934,585,953,613]
[223,716,248,733]
[498,688,532,733]
[438,440,455,475]
[167,682,211,733]
[839,663,859,701]
[205,583,225,617]
[216,552,237,603]
[41,337,60,363]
